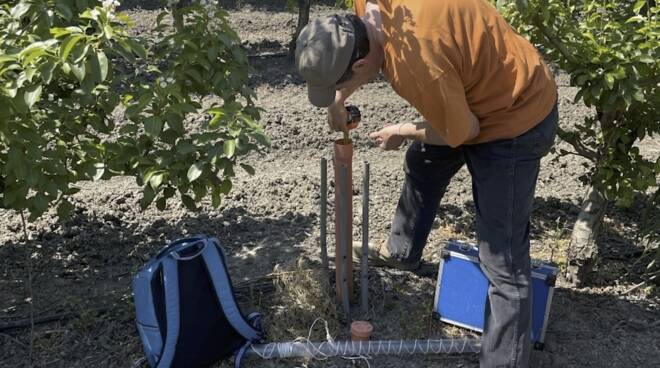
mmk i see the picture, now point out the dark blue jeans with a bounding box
[387,103,558,368]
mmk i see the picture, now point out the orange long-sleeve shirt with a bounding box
[355,0,557,147]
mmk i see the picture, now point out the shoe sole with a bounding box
[351,242,423,272]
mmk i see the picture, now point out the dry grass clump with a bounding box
[533,221,571,268]
[264,258,342,343]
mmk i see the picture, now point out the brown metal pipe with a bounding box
[338,164,350,315]
[333,139,353,303]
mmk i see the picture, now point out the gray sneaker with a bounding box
[352,241,420,271]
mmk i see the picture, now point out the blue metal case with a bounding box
[433,241,557,350]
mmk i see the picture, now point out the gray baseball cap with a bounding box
[295,15,355,107]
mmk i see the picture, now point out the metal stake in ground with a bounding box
[320,158,329,275]
[361,161,370,315]
[338,164,351,315]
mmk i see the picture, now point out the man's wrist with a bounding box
[397,122,411,138]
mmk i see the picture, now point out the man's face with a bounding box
[335,57,380,92]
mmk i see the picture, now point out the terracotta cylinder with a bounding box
[350,321,373,341]
[333,139,353,303]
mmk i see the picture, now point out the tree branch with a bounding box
[532,14,581,65]
[288,0,311,56]
[600,111,621,151]
[558,128,599,161]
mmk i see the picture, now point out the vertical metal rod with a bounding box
[320,158,329,274]
[338,164,350,315]
[361,161,370,315]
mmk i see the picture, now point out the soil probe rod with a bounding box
[246,339,481,359]
[361,161,370,314]
[338,164,351,315]
[320,158,329,273]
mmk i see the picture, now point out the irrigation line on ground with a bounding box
[247,51,289,59]
[0,307,113,332]
[0,273,282,331]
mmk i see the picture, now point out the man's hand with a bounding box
[369,124,406,150]
[327,102,349,133]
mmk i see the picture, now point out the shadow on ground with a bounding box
[434,193,659,288]
[0,206,315,367]
[535,287,660,367]
[1,203,658,367]
[236,264,660,367]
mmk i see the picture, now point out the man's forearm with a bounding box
[334,84,359,104]
[397,121,447,145]
[397,112,480,146]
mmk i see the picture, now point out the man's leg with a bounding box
[387,141,465,267]
[464,105,558,368]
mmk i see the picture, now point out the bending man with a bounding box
[295,1,558,367]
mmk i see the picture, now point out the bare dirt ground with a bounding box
[1,2,658,368]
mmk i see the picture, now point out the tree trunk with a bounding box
[219,0,238,10]
[565,185,608,286]
[565,110,619,286]
[173,1,188,32]
[289,0,311,56]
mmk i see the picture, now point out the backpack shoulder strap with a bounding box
[200,238,261,341]
[133,263,164,366]
[156,256,181,368]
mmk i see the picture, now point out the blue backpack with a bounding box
[133,236,264,368]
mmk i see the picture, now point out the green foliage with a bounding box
[117,1,268,212]
[0,0,269,221]
[0,0,138,220]
[495,0,659,208]
[334,0,354,10]
[285,0,352,12]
